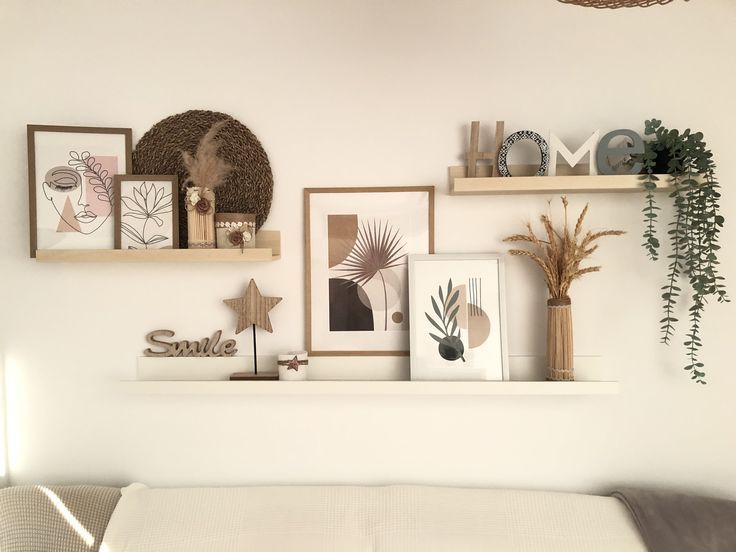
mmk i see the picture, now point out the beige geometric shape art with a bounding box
[468,308,491,349]
[327,214,358,268]
[57,196,81,232]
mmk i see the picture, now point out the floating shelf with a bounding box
[35,231,281,262]
[449,165,671,195]
[119,380,619,396]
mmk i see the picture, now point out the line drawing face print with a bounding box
[42,151,116,235]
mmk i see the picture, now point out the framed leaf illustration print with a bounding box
[27,124,133,257]
[305,186,435,356]
[114,175,179,249]
[408,254,509,381]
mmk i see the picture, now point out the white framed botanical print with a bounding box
[408,254,509,381]
[27,125,132,257]
[114,175,179,250]
[305,186,435,356]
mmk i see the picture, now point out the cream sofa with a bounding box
[99,483,646,551]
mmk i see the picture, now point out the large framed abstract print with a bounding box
[408,254,509,381]
[305,187,435,356]
[27,125,133,257]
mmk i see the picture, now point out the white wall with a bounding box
[1,0,735,496]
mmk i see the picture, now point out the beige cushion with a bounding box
[0,485,120,552]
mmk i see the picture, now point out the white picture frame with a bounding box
[408,253,509,381]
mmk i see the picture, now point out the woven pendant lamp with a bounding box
[558,0,681,7]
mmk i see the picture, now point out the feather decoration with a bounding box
[181,121,232,191]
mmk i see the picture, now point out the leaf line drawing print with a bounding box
[425,278,466,362]
[119,181,173,249]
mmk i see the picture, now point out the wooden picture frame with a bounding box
[305,186,435,356]
[113,175,179,250]
[408,253,509,381]
[27,124,133,257]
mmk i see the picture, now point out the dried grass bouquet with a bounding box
[503,197,625,299]
[182,120,232,192]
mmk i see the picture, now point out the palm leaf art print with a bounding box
[425,278,465,362]
[335,219,406,330]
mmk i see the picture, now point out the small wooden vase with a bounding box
[185,187,216,249]
[546,297,573,381]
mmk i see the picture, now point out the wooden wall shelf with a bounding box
[35,231,281,262]
[119,380,619,396]
[449,165,672,195]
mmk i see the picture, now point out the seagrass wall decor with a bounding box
[133,110,273,247]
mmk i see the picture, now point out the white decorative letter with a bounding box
[548,131,600,176]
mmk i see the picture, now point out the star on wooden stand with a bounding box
[224,279,282,379]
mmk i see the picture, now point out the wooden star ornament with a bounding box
[223,279,282,334]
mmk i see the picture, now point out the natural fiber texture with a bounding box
[0,485,120,552]
[504,197,625,300]
[181,121,232,191]
[558,0,677,7]
[547,300,574,381]
[133,110,273,248]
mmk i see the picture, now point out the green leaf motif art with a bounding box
[424,278,465,363]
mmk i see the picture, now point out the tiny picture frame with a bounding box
[27,124,133,257]
[408,253,509,381]
[113,175,179,250]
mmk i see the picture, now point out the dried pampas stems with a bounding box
[181,120,232,191]
[503,197,625,299]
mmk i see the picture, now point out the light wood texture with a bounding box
[118,380,619,396]
[223,279,282,334]
[465,121,504,178]
[143,329,237,358]
[547,301,574,381]
[449,165,673,195]
[34,231,280,262]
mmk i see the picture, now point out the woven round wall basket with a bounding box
[133,110,273,248]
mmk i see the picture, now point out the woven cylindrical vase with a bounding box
[185,187,216,249]
[215,213,256,249]
[546,297,574,381]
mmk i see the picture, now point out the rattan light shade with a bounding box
[558,0,677,7]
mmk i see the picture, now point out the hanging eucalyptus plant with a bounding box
[640,119,728,384]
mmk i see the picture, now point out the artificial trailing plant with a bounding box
[640,119,728,384]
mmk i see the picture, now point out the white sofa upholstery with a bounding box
[101,484,646,551]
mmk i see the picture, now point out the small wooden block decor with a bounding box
[114,175,179,250]
[27,125,133,257]
[304,187,435,356]
[144,329,237,357]
[223,279,282,334]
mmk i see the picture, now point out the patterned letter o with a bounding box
[497,130,550,177]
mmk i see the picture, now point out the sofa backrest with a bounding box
[0,485,121,552]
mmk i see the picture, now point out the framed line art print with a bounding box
[408,254,509,381]
[27,124,133,257]
[305,186,435,356]
[114,175,179,250]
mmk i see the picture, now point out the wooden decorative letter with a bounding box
[143,329,238,357]
[466,121,505,177]
[548,131,600,176]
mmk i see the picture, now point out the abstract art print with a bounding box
[305,187,434,356]
[114,175,179,249]
[27,125,132,257]
[408,254,508,380]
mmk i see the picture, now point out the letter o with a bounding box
[497,130,550,177]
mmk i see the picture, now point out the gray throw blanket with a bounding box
[612,488,736,552]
